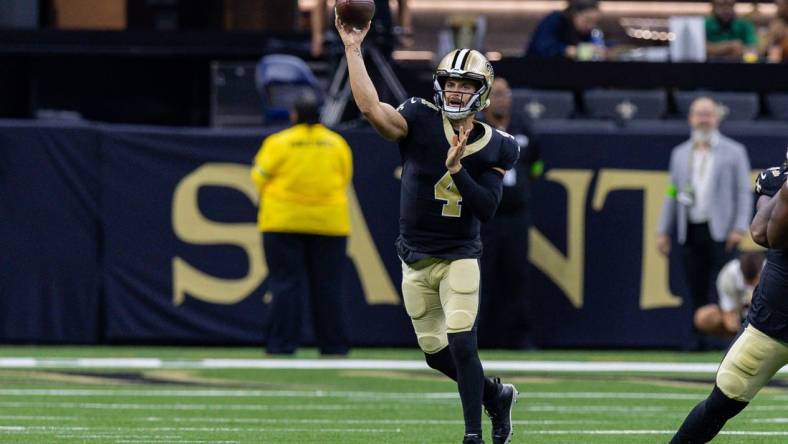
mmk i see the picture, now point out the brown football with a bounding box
[336,0,375,29]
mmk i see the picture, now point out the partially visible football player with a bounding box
[670,156,788,443]
[336,18,519,444]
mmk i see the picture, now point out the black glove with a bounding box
[755,165,788,197]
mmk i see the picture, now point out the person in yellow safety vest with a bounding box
[251,94,353,355]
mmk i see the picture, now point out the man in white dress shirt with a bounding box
[656,97,753,346]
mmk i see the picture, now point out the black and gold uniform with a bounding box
[671,163,788,444]
[395,97,519,265]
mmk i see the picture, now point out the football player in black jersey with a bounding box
[337,17,520,444]
[670,158,788,443]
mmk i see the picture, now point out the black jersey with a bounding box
[395,97,520,263]
[748,248,788,341]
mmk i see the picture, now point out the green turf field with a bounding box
[0,347,785,443]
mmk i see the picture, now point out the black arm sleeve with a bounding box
[450,168,504,223]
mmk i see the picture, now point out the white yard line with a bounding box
[0,401,374,411]
[0,388,455,398]
[0,388,784,404]
[0,415,78,421]
[1,425,787,438]
[114,441,240,444]
[0,425,401,433]
[0,388,717,401]
[752,418,788,423]
[0,415,603,426]
[2,357,781,374]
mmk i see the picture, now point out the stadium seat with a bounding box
[674,91,760,121]
[583,89,667,121]
[511,89,575,122]
[766,93,788,121]
[255,54,323,124]
[210,61,262,127]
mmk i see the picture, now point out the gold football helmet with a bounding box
[433,49,494,120]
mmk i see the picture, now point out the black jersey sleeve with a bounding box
[397,97,439,128]
[496,131,521,171]
[450,167,504,222]
[396,97,421,125]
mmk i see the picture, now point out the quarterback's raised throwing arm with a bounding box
[335,17,408,141]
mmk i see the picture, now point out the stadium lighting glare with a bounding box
[485,52,502,62]
[392,50,434,60]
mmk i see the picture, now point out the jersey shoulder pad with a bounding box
[496,131,520,170]
[494,128,515,140]
[397,97,439,113]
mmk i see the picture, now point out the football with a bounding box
[336,0,375,30]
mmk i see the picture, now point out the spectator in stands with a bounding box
[251,94,353,356]
[311,0,412,59]
[764,0,788,62]
[694,252,765,339]
[524,0,604,60]
[705,0,758,60]
[478,78,543,350]
[656,97,753,348]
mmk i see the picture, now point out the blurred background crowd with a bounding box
[2,0,788,127]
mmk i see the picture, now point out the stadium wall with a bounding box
[1,119,785,348]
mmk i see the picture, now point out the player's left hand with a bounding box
[446,125,469,174]
[725,230,744,252]
[335,14,371,48]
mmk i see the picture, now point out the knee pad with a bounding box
[417,333,447,354]
[446,311,476,332]
[716,369,750,402]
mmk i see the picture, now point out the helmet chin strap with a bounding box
[444,109,474,120]
[440,91,481,120]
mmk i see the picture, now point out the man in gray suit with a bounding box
[657,96,753,335]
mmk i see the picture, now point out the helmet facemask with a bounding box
[433,73,489,120]
[432,49,493,120]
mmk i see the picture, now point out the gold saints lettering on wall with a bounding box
[528,170,593,309]
[171,163,764,311]
[531,168,763,310]
[591,169,681,309]
[171,163,400,306]
[171,163,264,306]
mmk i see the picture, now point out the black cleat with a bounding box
[485,379,518,444]
[463,433,485,444]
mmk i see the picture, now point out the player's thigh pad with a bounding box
[401,261,448,353]
[440,259,480,333]
[716,324,788,401]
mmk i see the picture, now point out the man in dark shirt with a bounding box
[670,160,788,443]
[478,78,542,349]
[337,17,520,444]
[525,0,601,59]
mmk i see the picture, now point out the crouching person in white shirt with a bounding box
[694,252,766,338]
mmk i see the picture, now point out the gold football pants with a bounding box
[717,324,788,402]
[400,258,480,353]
